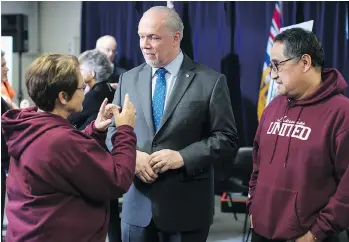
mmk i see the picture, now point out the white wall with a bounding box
[40,1,81,55]
[1,1,82,105]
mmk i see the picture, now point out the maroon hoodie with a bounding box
[248,69,349,241]
[1,107,136,242]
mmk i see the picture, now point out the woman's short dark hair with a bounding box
[25,54,80,111]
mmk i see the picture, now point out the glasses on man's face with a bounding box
[269,57,297,73]
[77,83,87,91]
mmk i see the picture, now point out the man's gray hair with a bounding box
[1,50,5,57]
[78,49,113,83]
[145,6,184,40]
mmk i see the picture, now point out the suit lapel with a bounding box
[136,64,155,136]
[157,55,196,133]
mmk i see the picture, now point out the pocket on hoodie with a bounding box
[250,182,303,240]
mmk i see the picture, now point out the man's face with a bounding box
[98,39,117,63]
[138,12,180,68]
[270,41,304,98]
[1,56,9,82]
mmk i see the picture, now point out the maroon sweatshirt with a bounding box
[1,107,136,242]
[247,69,349,241]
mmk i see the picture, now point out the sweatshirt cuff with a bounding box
[91,121,107,133]
[310,222,328,241]
[111,125,134,142]
[117,125,134,132]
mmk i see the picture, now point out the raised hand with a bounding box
[94,98,119,132]
[112,94,136,128]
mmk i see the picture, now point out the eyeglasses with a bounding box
[77,83,87,90]
[269,57,297,73]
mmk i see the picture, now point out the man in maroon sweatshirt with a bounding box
[248,28,349,242]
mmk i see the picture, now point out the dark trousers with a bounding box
[251,230,339,242]
[122,219,210,242]
[108,199,122,242]
[251,230,285,242]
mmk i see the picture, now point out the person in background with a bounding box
[248,28,349,242]
[1,50,18,108]
[107,6,238,242]
[1,54,137,242]
[96,35,127,88]
[68,49,124,242]
[68,49,116,130]
[95,34,129,242]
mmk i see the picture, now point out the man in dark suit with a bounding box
[106,6,238,242]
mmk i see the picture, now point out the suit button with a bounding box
[152,142,158,148]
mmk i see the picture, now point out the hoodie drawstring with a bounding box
[269,105,289,164]
[269,100,305,167]
[283,106,304,167]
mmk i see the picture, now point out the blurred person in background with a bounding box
[1,54,137,242]
[68,49,116,130]
[68,49,124,242]
[96,35,127,87]
[1,50,18,108]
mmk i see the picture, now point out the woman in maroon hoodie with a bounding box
[1,54,137,242]
[248,28,349,242]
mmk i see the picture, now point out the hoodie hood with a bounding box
[289,68,347,106]
[1,106,72,160]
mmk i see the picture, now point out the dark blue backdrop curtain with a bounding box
[81,1,165,68]
[81,1,349,147]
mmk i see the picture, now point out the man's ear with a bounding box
[173,31,180,47]
[301,54,312,72]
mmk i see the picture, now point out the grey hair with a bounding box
[1,50,5,57]
[78,49,113,83]
[144,6,184,40]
